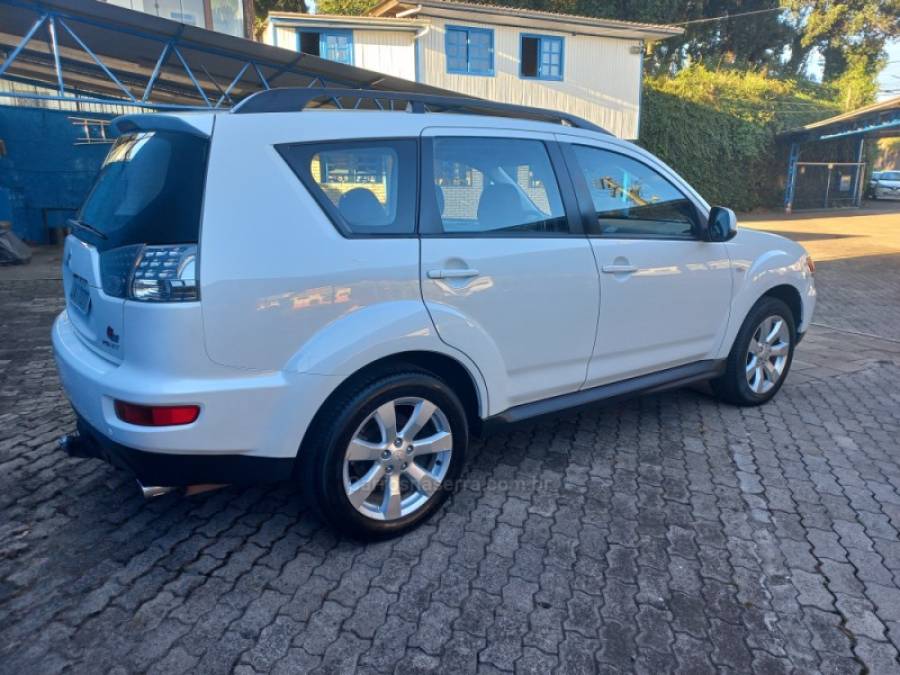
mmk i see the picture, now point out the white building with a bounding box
[263,0,681,138]
[101,0,252,37]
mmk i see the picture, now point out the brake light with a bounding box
[806,256,816,275]
[114,400,200,426]
[100,244,199,302]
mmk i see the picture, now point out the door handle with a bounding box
[427,268,480,280]
[601,264,638,274]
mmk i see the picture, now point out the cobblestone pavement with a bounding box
[3,209,900,673]
[744,200,900,340]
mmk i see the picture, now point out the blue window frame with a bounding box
[445,26,494,76]
[296,28,354,65]
[520,34,564,81]
[321,30,353,64]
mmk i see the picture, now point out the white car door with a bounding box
[558,137,733,387]
[419,128,600,412]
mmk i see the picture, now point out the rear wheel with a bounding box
[712,297,796,406]
[301,369,468,539]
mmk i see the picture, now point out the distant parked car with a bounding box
[868,171,882,198]
[53,89,817,538]
[872,170,900,200]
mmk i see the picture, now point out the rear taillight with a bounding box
[114,400,200,426]
[100,244,199,302]
[99,244,143,298]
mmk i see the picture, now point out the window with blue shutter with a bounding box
[296,29,354,65]
[445,26,494,76]
[321,30,353,65]
[520,34,564,81]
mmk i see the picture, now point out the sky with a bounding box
[877,39,900,101]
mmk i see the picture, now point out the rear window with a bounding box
[75,131,209,251]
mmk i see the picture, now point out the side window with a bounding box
[570,145,698,238]
[277,139,417,236]
[431,137,568,235]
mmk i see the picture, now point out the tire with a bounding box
[300,367,468,539]
[711,296,796,406]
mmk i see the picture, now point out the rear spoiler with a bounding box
[111,114,212,138]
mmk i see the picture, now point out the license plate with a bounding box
[69,276,92,315]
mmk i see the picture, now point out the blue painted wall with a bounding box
[0,105,112,243]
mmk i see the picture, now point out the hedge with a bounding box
[638,67,842,211]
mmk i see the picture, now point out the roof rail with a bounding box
[232,88,609,134]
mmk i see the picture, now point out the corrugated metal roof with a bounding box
[369,0,683,39]
[780,96,900,141]
[267,12,426,28]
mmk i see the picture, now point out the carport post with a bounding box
[851,138,865,206]
[784,142,799,214]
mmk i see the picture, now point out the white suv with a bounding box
[54,89,815,538]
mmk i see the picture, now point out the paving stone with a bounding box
[4,253,900,673]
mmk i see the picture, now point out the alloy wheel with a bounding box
[745,315,791,394]
[342,397,453,521]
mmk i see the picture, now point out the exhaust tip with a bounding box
[137,481,177,499]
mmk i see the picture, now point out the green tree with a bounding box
[784,0,899,80]
[466,0,792,73]
[316,0,380,14]
[655,0,792,74]
[470,0,897,93]
[254,0,309,38]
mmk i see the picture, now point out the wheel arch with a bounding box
[761,284,803,331]
[296,350,486,470]
[717,278,808,362]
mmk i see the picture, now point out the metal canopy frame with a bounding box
[780,97,900,212]
[0,0,451,111]
[234,87,610,133]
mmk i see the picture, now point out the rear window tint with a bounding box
[277,139,417,236]
[76,131,209,251]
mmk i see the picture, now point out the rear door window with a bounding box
[277,139,417,236]
[430,137,568,235]
[76,131,209,252]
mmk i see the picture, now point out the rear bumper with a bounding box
[52,309,343,468]
[67,415,293,485]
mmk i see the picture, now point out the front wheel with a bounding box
[301,369,468,539]
[712,297,796,406]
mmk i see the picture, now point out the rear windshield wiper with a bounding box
[67,218,107,240]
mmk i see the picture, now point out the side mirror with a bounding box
[705,206,737,242]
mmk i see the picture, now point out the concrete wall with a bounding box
[0,105,111,243]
